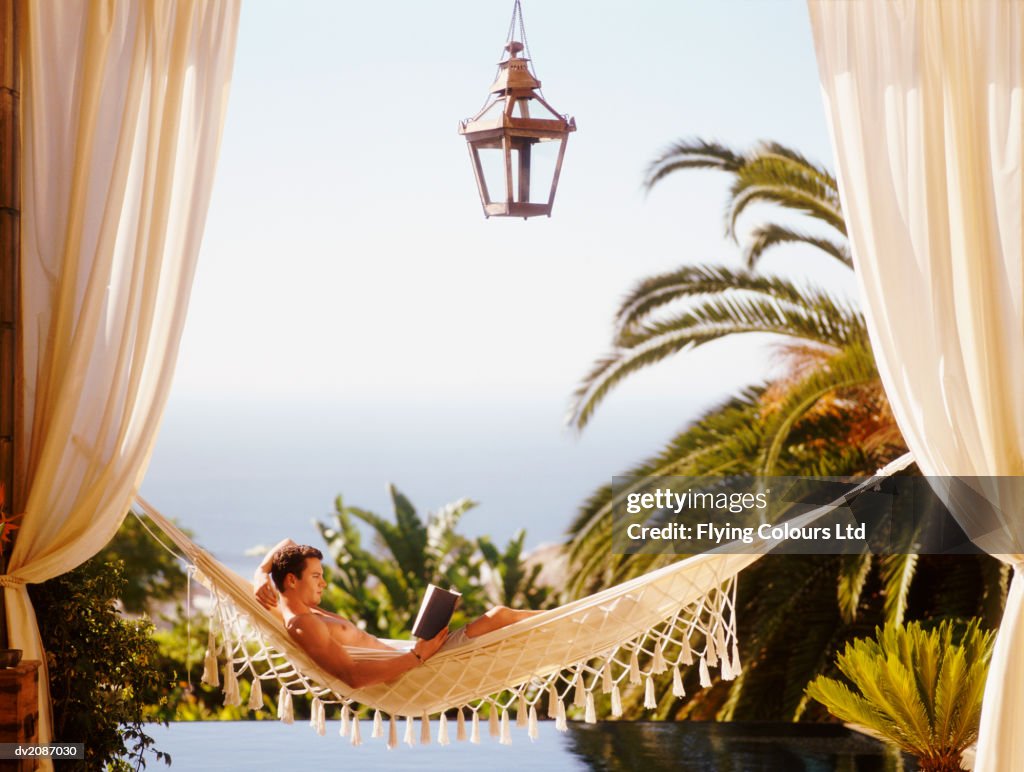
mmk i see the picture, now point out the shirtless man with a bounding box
[253,539,539,689]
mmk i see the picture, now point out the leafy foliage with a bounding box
[29,558,169,771]
[90,515,275,723]
[477,529,556,609]
[145,610,275,722]
[94,512,191,614]
[317,485,559,638]
[806,619,995,772]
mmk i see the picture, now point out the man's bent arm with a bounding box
[253,539,296,613]
[257,538,295,573]
[288,614,425,689]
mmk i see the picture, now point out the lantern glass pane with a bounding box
[474,144,507,205]
[526,137,561,203]
[475,98,506,125]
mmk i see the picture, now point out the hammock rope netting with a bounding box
[135,455,913,747]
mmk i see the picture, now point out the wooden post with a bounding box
[0,0,22,650]
[0,661,40,770]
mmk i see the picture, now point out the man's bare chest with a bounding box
[318,614,363,645]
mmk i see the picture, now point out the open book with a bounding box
[411,584,461,639]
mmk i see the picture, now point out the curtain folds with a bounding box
[807,2,1024,769]
[6,0,239,745]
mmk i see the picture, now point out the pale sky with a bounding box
[171,0,842,407]
[145,1,855,553]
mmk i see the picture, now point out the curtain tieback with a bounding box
[0,575,25,587]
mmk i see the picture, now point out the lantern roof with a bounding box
[488,42,541,94]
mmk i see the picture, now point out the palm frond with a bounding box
[570,294,864,431]
[879,553,918,626]
[744,223,853,271]
[426,497,477,576]
[758,141,839,188]
[778,581,851,719]
[613,264,851,338]
[644,138,745,190]
[727,168,845,241]
[348,505,419,585]
[837,552,873,623]
[947,649,991,748]
[567,391,763,543]
[725,147,845,239]
[620,291,864,350]
[644,141,845,246]
[806,676,890,731]
[565,390,768,588]
[932,644,966,747]
[721,555,841,719]
[876,656,933,751]
[758,344,879,475]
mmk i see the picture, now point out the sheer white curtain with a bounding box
[5,0,239,745]
[808,2,1024,769]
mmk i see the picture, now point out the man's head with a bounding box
[270,544,325,603]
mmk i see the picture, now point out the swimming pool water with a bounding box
[149,720,915,771]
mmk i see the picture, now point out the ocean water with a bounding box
[149,720,914,771]
[140,395,699,574]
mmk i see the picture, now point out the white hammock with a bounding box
[135,454,913,746]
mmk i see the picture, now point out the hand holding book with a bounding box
[412,584,461,639]
[411,626,449,663]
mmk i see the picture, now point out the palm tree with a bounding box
[567,140,905,590]
[806,619,995,772]
[565,139,1002,720]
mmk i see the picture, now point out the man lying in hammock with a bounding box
[253,539,539,689]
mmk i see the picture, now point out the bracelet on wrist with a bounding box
[412,649,423,663]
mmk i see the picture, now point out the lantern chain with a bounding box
[503,0,546,101]
[470,0,551,118]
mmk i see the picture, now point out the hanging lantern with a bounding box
[458,3,576,219]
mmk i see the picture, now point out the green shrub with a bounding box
[94,513,190,615]
[146,610,279,721]
[29,558,170,770]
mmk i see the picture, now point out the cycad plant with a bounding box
[806,619,995,772]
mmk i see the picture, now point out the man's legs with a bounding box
[464,606,543,638]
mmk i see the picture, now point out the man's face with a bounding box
[287,557,326,605]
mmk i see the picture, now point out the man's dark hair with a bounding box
[270,544,324,591]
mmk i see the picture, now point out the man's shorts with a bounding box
[440,626,472,651]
